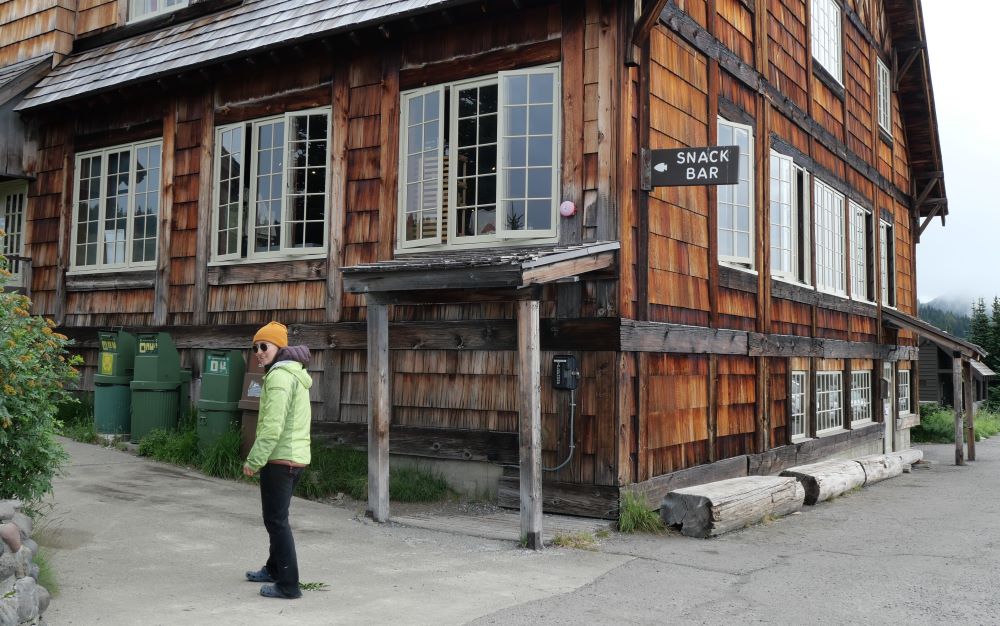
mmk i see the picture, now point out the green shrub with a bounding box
[388,467,451,502]
[57,393,99,444]
[617,491,665,534]
[912,406,1000,443]
[0,249,79,504]
[200,429,243,480]
[137,428,199,465]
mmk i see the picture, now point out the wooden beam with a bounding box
[312,422,518,464]
[377,48,401,263]
[917,202,944,238]
[953,352,964,466]
[366,299,391,522]
[326,65,349,323]
[894,46,925,92]
[964,359,975,461]
[517,299,543,550]
[193,91,214,326]
[620,321,748,354]
[55,129,74,325]
[631,0,670,45]
[153,99,176,326]
[208,259,327,286]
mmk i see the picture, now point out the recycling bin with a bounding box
[129,332,192,443]
[93,330,137,435]
[196,349,246,453]
[237,352,266,458]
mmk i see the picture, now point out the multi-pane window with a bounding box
[811,0,842,83]
[898,370,911,416]
[770,152,810,283]
[877,58,892,134]
[882,362,894,422]
[0,182,26,287]
[790,371,808,439]
[72,140,162,271]
[398,65,560,250]
[850,202,873,301]
[129,0,187,22]
[851,371,872,425]
[816,371,844,433]
[880,218,895,307]
[212,108,330,262]
[814,179,845,295]
[718,119,754,266]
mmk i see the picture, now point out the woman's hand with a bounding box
[242,464,255,478]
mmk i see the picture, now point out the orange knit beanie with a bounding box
[253,321,288,348]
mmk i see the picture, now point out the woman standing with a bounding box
[242,321,312,600]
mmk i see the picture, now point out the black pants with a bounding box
[259,463,304,597]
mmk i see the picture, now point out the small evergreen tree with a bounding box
[988,297,1000,372]
[968,298,990,352]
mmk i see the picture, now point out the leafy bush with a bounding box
[0,249,79,504]
[200,429,243,480]
[57,393,99,444]
[137,427,199,465]
[912,405,1000,443]
[617,491,665,534]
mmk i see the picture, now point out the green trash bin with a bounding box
[197,350,246,453]
[130,333,191,443]
[93,331,137,435]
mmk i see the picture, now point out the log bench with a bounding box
[660,476,805,538]
[779,459,867,505]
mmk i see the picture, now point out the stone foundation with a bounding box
[0,501,49,626]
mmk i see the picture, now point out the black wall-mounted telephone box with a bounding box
[552,355,579,390]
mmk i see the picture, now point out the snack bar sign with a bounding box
[648,146,740,187]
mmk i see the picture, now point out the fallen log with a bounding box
[891,448,923,472]
[661,476,805,538]
[855,453,904,485]
[780,459,867,505]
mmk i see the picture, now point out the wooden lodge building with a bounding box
[1,0,981,527]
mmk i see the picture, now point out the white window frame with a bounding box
[814,179,846,296]
[769,151,810,283]
[128,0,188,23]
[0,181,27,287]
[898,369,911,416]
[790,370,808,440]
[396,64,561,253]
[717,118,755,267]
[71,139,162,273]
[877,58,892,134]
[811,0,843,84]
[816,371,845,434]
[210,108,332,264]
[880,218,895,307]
[850,201,873,302]
[851,370,872,425]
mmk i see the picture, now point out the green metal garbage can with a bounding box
[93,331,137,435]
[129,333,192,443]
[197,350,246,453]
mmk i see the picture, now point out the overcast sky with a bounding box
[915,1,1000,305]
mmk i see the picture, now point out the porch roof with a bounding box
[882,307,985,360]
[970,360,996,379]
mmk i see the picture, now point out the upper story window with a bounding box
[877,58,892,134]
[849,201,873,301]
[769,151,809,283]
[212,108,331,263]
[816,371,845,434]
[717,118,754,267]
[811,0,842,84]
[0,182,27,287]
[72,140,162,272]
[398,65,560,251]
[129,0,188,22]
[813,179,845,296]
[879,217,895,307]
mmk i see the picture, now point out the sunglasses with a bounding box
[252,343,273,353]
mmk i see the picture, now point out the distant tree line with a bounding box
[918,301,971,338]
[967,298,1000,374]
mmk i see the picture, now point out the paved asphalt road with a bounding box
[38,437,1000,624]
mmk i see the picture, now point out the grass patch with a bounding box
[617,491,665,534]
[299,582,329,592]
[199,429,243,480]
[389,467,451,502]
[33,548,58,595]
[552,531,598,550]
[137,428,200,465]
[912,404,1000,443]
[56,394,100,444]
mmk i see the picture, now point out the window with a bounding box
[129,0,188,22]
[882,362,894,421]
[0,182,27,287]
[851,370,872,425]
[898,370,911,416]
[816,371,844,433]
[770,152,810,283]
[877,58,892,134]
[790,371,808,439]
[212,108,331,262]
[880,218,895,307]
[398,65,560,251]
[811,0,842,83]
[72,140,162,271]
[717,118,754,266]
[814,179,845,295]
[850,202,873,301]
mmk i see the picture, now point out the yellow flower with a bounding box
[42,327,52,335]
[2,384,15,396]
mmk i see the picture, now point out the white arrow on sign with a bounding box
[653,162,668,173]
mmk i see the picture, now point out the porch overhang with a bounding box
[882,308,984,360]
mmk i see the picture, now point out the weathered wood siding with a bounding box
[0,0,74,65]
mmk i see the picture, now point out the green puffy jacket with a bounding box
[245,346,313,471]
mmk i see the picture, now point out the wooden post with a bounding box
[154,99,177,326]
[517,299,543,550]
[366,298,391,521]
[952,351,964,466]
[964,359,975,461]
[193,91,214,326]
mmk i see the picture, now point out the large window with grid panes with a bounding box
[898,369,911,416]
[0,182,26,287]
[877,58,892,134]
[811,0,842,83]
[72,140,162,272]
[790,371,808,440]
[717,118,754,267]
[398,65,560,251]
[769,152,810,283]
[880,218,895,307]
[816,371,844,434]
[212,109,331,263]
[814,179,845,296]
[851,370,872,425]
[850,202,873,301]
